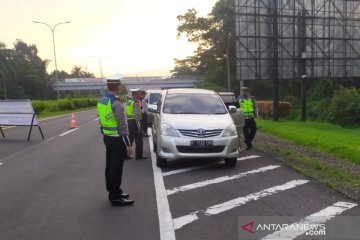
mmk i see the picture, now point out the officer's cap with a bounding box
[106,74,123,84]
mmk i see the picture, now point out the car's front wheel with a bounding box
[224,158,237,167]
[156,155,167,168]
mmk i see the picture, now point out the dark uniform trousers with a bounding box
[141,112,148,134]
[103,135,126,200]
[243,117,257,148]
[128,119,143,157]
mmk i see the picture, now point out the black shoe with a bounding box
[110,198,134,206]
[246,147,252,150]
[136,155,148,159]
[121,193,129,199]
[143,134,150,137]
[125,155,133,159]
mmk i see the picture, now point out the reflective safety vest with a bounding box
[126,99,135,120]
[239,97,255,117]
[97,97,118,135]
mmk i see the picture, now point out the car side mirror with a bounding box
[228,105,237,114]
[148,106,159,114]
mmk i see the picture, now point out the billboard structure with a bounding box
[235,0,360,81]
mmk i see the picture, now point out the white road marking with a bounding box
[261,201,358,240]
[59,128,78,137]
[173,179,309,230]
[163,155,261,177]
[0,163,3,166]
[149,134,176,240]
[167,165,281,196]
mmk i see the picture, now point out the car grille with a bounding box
[178,129,223,138]
[176,146,225,153]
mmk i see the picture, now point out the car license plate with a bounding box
[190,140,213,148]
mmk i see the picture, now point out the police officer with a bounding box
[97,74,134,206]
[238,87,258,150]
[126,88,147,159]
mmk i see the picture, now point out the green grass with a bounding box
[257,119,360,165]
[38,106,96,119]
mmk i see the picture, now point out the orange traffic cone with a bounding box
[70,113,77,129]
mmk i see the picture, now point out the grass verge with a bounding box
[255,119,360,200]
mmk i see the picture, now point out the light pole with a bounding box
[32,20,71,98]
[90,55,108,78]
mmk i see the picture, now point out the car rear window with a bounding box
[219,94,236,104]
[163,93,227,114]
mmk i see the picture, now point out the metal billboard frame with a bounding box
[234,0,360,119]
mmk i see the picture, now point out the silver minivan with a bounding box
[149,88,239,167]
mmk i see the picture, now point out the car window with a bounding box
[149,93,161,105]
[163,93,227,114]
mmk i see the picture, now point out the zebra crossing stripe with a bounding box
[173,179,309,230]
[162,155,260,177]
[261,201,357,240]
[167,165,281,196]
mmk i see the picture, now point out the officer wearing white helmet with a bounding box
[97,74,134,206]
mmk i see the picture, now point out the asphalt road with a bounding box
[0,109,359,240]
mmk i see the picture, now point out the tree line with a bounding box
[0,40,94,99]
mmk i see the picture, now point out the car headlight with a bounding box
[161,124,180,137]
[223,124,237,137]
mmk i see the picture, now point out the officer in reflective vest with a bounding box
[238,87,258,150]
[126,88,147,159]
[97,74,134,206]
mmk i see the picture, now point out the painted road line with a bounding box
[0,163,3,166]
[167,165,281,196]
[149,133,176,240]
[261,201,358,240]
[163,155,261,177]
[59,128,79,137]
[173,180,309,230]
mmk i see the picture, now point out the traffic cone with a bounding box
[70,113,77,129]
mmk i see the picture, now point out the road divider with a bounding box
[162,155,261,177]
[167,165,281,196]
[59,128,79,137]
[149,129,176,240]
[173,179,310,230]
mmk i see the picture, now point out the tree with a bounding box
[173,0,237,90]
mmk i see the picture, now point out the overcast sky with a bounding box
[1,0,217,76]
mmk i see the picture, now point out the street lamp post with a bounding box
[90,55,108,78]
[32,20,71,98]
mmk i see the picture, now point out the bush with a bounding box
[31,98,98,114]
[31,100,46,114]
[308,98,331,121]
[257,101,292,118]
[328,87,360,127]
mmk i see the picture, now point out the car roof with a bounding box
[166,88,216,94]
[146,89,163,94]
[218,92,235,96]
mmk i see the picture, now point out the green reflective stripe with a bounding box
[103,127,118,131]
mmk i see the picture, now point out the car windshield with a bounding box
[163,93,228,114]
[149,93,161,105]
